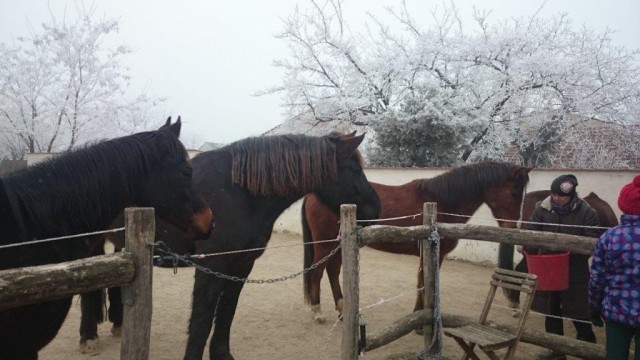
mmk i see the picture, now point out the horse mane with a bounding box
[228,134,338,197]
[2,129,184,240]
[420,161,524,207]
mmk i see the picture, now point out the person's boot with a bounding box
[575,321,597,343]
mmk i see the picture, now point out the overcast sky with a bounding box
[1,0,639,147]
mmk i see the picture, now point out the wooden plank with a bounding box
[120,208,155,360]
[0,252,134,310]
[340,204,359,360]
[444,323,515,347]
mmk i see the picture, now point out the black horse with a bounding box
[168,132,380,360]
[0,117,214,360]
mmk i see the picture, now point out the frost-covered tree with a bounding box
[268,0,640,167]
[0,5,161,160]
[367,95,467,166]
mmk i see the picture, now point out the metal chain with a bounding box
[153,238,345,284]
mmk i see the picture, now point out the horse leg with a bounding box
[326,251,344,320]
[79,290,104,355]
[208,261,255,360]
[184,271,225,360]
[107,286,123,336]
[309,260,328,323]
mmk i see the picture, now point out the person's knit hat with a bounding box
[550,174,578,197]
[618,175,640,216]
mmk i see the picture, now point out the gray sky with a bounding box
[1,0,639,146]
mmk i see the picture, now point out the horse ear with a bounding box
[159,116,172,130]
[158,116,181,137]
[334,133,365,158]
[168,116,182,137]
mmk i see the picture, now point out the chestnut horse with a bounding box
[498,190,618,308]
[302,161,532,323]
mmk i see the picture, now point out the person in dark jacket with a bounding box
[589,174,640,360]
[523,174,602,360]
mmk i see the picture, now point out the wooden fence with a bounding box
[339,203,608,360]
[0,207,155,360]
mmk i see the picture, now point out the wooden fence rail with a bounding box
[341,202,604,360]
[0,207,155,360]
[359,222,597,255]
[0,252,134,310]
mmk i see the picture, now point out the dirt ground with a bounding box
[40,232,604,360]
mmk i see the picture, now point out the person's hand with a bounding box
[589,309,604,327]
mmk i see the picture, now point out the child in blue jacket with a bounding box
[589,174,640,360]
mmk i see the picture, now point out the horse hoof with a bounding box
[414,327,423,335]
[314,315,326,324]
[79,338,101,355]
[111,325,122,337]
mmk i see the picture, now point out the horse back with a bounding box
[373,181,426,227]
[583,192,619,227]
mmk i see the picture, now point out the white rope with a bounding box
[190,237,340,259]
[356,212,422,223]
[437,211,611,230]
[360,286,425,311]
[0,227,125,250]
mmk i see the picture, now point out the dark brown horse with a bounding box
[498,190,618,308]
[302,161,533,323]
[0,118,213,359]
[171,132,381,360]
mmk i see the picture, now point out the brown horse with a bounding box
[302,161,533,323]
[498,190,618,308]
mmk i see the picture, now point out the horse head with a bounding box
[134,116,213,240]
[483,163,534,229]
[314,132,380,222]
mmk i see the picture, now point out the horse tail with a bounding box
[302,196,314,305]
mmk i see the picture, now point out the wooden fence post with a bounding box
[340,204,359,360]
[120,208,155,360]
[422,202,439,354]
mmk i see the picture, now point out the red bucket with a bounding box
[525,251,570,291]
